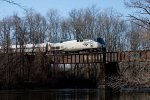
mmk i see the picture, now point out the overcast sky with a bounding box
[0,0,131,18]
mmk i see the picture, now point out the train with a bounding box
[0,38,106,53]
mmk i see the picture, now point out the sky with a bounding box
[0,0,131,19]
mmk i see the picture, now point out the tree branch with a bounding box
[1,0,27,11]
[129,18,150,30]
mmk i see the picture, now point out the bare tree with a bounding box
[46,9,61,42]
[125,0,150,30]
[60,19,72,40]
[25,9,47,44]
[68,7,128,51]
[140,30,150,50]
[82,6,99,39]
[96,9,127,51]
[0,17,12,52]
[126,22,143,50]
[32,13,47,43]
[68,6,100,40]
[125,0,150,50]
[12,14,26,53]
[69,9,85,40]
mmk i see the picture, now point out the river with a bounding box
[0,89,149,100]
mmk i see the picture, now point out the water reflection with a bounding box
[118,93,150,100]
[0,89,149,100]
[0,89,104,100]
[106,90,150,100]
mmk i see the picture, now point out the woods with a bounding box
[0,0,150,51]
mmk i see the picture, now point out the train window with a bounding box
[51,47,60,49]
[51,47,55,49]
[80,40,83,42]
[56,47,60,49]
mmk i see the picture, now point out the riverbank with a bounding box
[105,61,150,93]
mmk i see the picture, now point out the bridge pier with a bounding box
[97,63,105,88]
[97,49,106,88]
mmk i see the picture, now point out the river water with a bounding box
[0,89,149,100]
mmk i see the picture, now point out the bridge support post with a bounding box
[98,50,106,88]
[97,63,105,88]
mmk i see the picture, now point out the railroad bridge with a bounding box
[0,50,149,88]
[44,51,150,87]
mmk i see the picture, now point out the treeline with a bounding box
[0,6,149,52]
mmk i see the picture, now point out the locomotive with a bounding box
[49,37,105,53]
[0,38,105,53]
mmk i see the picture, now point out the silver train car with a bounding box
[0,38,105,53]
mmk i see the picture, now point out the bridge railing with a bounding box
[105,51,150,62]
[48,52,104,64]
[48,51,150,64]
[0,48,150,63]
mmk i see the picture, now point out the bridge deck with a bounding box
[0,50,149,63]
[46,51,150,64]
